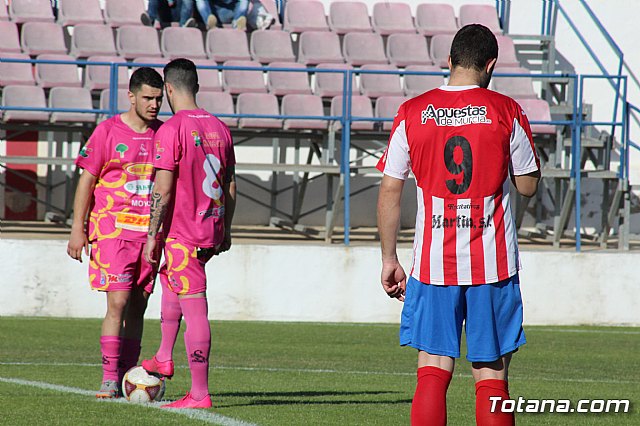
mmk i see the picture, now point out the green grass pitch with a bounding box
[0,318,638,425]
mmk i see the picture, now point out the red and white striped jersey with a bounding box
[377,85,540,285]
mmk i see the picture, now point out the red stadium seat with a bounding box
[161,27,207,60]
[371,2,415,35]
[430,34,454,68]
[492,67,537,99]
[359,64,403,98]
[496,35,521,68]
[57,0,104,26]
[9,0,54,23]
[104,0,146,27]
[342,32,387,66]
[0,21,22,54]
[267,62,311,96]
[330,95,374,130]
[415,3,458,37]
[237,93,282,128]
[206,29,251,63]
[313,63,355,98]
[100,88,131,115]
[84,56,129,91]
[386,33,433,67]
[221,60,267,94]
[282,94,327,130]
[375,96,408,130]
[516,98,556,135]
[1,85,49,122]
[297,31,344,65]
[192,59,223,92]
[21,22,68,56]
[328,1,372,35]
[49,87,96,123]
[35,54,81,88]
[70,24,118,58]
[403,65,445,98]
[116,25,163,60]
[459,4,502,34]
[0,2,8,21]
[197,91,237,127]
[0,53,36,86]
[250,30,295,64]
[283,0,328,33]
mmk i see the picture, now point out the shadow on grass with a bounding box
[214,390,412,408]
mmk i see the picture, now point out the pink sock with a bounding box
[100,336,122,382]
[180,297,211,401]
[156,276,182,362]
[119,338,141,382]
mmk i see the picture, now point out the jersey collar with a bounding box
[438,85,480,91]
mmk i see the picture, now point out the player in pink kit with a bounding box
[67,68,164,398]
[142,58,236,409]
[377,25,540,425]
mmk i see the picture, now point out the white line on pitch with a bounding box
[0,363,636,385]
[529,328,640,335]
[0,376,258,426]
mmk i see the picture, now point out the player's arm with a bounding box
[145,169,174,264]
[512,170,540,197]
[377,175,407,301]
[218,165,236,254]
[67,169,97,262]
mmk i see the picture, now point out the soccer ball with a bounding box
[122,366,166,403]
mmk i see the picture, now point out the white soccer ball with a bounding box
[122,366,166,403]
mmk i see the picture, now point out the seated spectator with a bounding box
[141,0,183,28]
[182,0,218,30]
[212,0,249,30]
[248,0,275,31]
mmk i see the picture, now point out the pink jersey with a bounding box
[76,114,162,242]
[377,85,540,286]
[154,109,235,248]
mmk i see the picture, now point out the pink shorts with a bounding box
[160,238,215,295]
[89,238,158,293]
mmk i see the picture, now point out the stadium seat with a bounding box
[371,2,415,35]
[330,95,374,130]
[132,56,168,71]
[0,2,8,21]
[100,88,131,115]
[492,67,537,99]
[283,0,328,33]
[342,32,387,66]
[386,33,433,67]
[403,65,445,98]
[70,24,118,58]
[297,31,344,65]
[237,93,282,128]
[35,54,81,88]
[21,22,67,56]
[430,34,454,68]
[459,4,502,34]
[516,98,556,135]
[192,59,223,92]
[57,0,104,26]
[1,85,48,122]
[161,27,207,60]
[267,62,311,96]
[359,64,403,98]
[49,87,96,123]
[206,29,251,63]
[84,56,129,91]
[9,0,54,23]
[328,1,372,35]
[375,95,407,130]
[221,60,267,94]
[116,25,162,60]
[104,0,146,27]
[282,94,327,130]
[415,3,458,37]
[496,35,521,67]
[197,91,237,127]
[250,30,295,64]
[313,63,355,98]
[0,53,36,86]
[0,21,22,53]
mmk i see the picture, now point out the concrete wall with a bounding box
[1,238,638,325]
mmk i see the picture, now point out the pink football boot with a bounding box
[141,356,175,379]
[162,392,212,409]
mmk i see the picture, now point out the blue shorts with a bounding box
[400,275,526,362]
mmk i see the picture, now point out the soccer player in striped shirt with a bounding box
[377,24,540,425]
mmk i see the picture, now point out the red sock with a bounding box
[119,338,141,382]
[411,366,452,426]
[180,297,211,401]
[475,379,514,426]
[156,275,182,362]
[100,336,122,382]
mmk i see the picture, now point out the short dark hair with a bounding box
[129,67,163,92]
[450,24,498,71]
[163,58,199,94]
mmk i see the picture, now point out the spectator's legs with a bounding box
[232,0,249,21]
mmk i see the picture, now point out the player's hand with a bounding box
[67,228,89,263]
[214,232,232,255]
[144,236,158,264]
[381,259,406,302]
